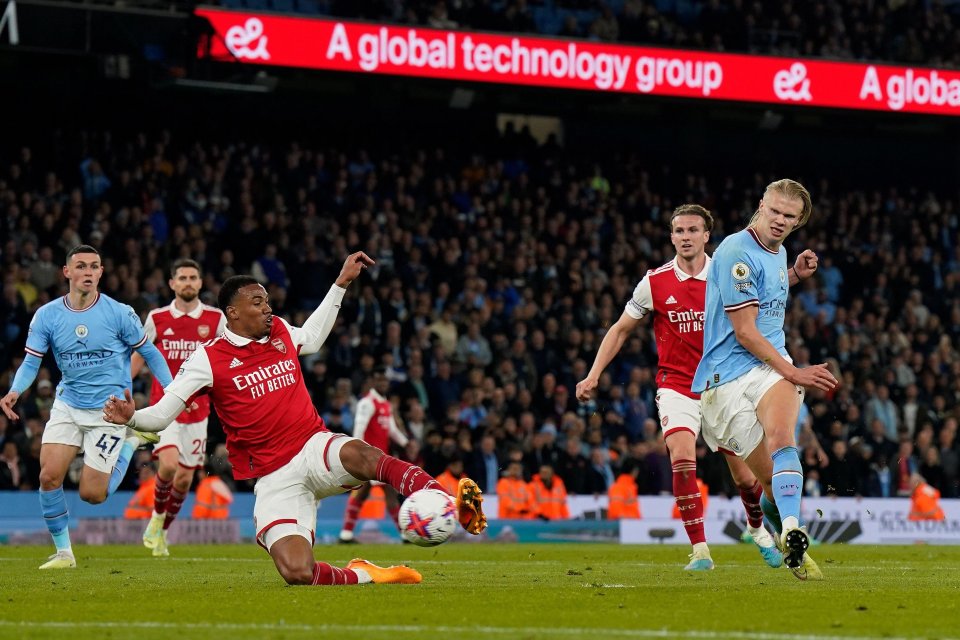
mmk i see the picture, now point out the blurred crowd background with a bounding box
[3,0,960,505]
[2,117,958,501]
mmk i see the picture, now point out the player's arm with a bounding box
[130,311,158,378]
[103,347,213,432]
[1,308,51,420]
[289,251,375,355]
[135,341,173,388]
[726,306,837,391]
[576,275,649,402]
[387,411,409,447]
[353,397,374,441]
[1,353,43,421]
[788,249,818,287]
[120,305,172,387]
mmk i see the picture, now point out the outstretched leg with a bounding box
[338,439,487,534]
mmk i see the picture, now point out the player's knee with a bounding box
[276,560,313,585]
[339,440,382,481]
[38,469,63,491]
[79,487,106,504]
[173,474,193,494]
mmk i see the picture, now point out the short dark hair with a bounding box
[66,244,100,264]
[218,275,261,311]
[669,204,714,232]
[171,258,202,278]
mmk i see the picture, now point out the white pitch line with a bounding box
[0,620,952,640]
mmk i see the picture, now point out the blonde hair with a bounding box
[669,203,714,232]
[750,179,813,228]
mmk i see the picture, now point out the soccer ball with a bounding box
[398,489,458,547]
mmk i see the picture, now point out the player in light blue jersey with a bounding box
[0,245,174,569]
[692,179,838,580]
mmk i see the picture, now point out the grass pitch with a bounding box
[0,543,957,640]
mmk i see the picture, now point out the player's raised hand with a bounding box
[790,363,838,392]
[575,377,599,403]
[793,249,818,281]
[335,251,376,287]
[0,391,21,421]
[102,388,136,425]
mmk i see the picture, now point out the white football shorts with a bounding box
[700,363,804,458]
[253,431,364,551]
[43,399,127,474]
[153,418,208,469]
[655,388,702,439]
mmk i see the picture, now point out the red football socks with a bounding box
[153,475,173,515]
[312,562,359,585]
[163,488,187,530]
[374,455,443,497]
[739,480,765,528]
[672,458,706,545]
[342,493,363,533]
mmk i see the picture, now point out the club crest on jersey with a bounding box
[75,325,88,338]
[732,262,750,281]
[271,338,287,353]
[779,268,786,283]
[727,437,742,453]
[198,324,210,339]
[661,415,669,427]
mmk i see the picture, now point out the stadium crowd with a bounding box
[285,0,960,67]
[1,126,959,503]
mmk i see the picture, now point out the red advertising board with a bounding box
[196,7,960,116]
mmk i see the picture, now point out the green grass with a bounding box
[0,544,957,640]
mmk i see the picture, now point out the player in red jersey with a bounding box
[131,259,226,557]
[338,366,411,543]
[577,204,797,570]
[104,252,487,586]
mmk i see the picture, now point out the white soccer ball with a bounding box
[398,489,458,547]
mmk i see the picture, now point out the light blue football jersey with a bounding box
[692,228,789,392]
[25,293,147,409]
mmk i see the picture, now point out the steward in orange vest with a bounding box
[125,474,156,520]
[496,461,538,519]
[437,457,465,497]
[909,474,945,521]
[607,466,641,519]
[192,471,234,519]
[529,464,570,520]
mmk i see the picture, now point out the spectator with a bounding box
[528,463,569,520]
[496,460,537,518]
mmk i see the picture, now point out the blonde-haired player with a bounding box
[693,179,836,580]
[578,204,786,571]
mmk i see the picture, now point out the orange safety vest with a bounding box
[436,470,462,497]
[358,485,387,519]
[192,477,233,519]
[496,477,537,519]
[607,474,641,519]
[529,474,570,520]
[672,478,709,518]
[124,477,156,519]
[909,482,945,521]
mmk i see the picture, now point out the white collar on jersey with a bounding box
[222,326,272,346]
[168,301,205,319]
[673,255,711,282]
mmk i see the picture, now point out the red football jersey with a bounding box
[171,319,328,480]
[353,391,394,454]
[145,303,224,423]
[625,258,709,399]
